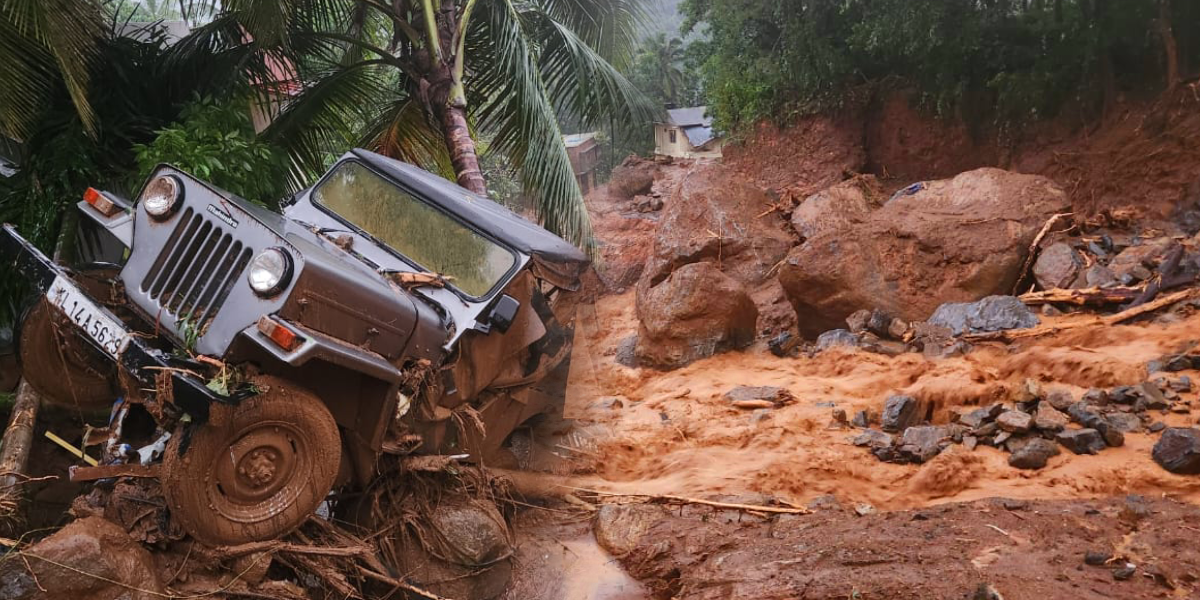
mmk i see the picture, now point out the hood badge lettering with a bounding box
[206,204,239,228]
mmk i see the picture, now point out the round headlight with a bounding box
[247,248,294,297]
[142,175,182,219]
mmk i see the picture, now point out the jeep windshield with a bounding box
[313,161,517,298]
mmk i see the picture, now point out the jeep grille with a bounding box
[140,207,252,332]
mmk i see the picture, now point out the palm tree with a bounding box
[245,0,653,245]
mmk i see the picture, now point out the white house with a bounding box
[654,106,723,159]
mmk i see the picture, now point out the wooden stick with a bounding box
[1019,286,1142,306]
[1103,288,1195,325]
[573,488,810,514]
[354,566,454,600]
[211,540,372,559]
[1011,212,1073,295]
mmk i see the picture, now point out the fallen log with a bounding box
[1019,286,1142,306]
[0,380,42,528]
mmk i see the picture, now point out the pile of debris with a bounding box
[852,377,1194,470]
[778,295,1038,359]
[1024,225,1199,311]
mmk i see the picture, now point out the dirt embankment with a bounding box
[722,88,1200,223]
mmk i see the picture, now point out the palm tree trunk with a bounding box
[439,103,487,195]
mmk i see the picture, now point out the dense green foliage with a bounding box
[134,97,289,206]
[683,0,1200,130]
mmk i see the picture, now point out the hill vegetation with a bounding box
[682,0,1200,131]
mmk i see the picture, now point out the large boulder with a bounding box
[639,164,795,289]
[778,168,1070,336]
[1152,428,1200,474]
[790,175,884,242]
[0,517,163,600]
[635,262,759,369]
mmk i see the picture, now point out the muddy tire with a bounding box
[19,299,115,410]
[162,376,340,545]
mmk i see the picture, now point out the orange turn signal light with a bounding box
[256,316,304,352]
[83,187,121,217]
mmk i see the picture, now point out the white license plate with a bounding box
[45,274,131,358]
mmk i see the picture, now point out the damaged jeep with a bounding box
[2,149,587,545]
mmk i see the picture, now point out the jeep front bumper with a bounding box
[1,224,230,421]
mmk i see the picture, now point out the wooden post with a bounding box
[0,379,41,525]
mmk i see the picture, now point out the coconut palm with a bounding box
[243,0,654,245]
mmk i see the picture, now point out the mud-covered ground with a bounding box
[493,287,1200,599]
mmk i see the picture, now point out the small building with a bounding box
[562,132,601,194]
[654,106,723,159]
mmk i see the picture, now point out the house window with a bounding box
[669,129,677,144]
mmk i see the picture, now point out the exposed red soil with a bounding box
[611,495,1200,600]
[722,88,1200,222]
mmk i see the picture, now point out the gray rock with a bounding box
[958,407,994,429]
[1106,413,1143,434]
[594,504,669,556]
[1081,388,1110,406]
[614,335,639,367]
[1008,438,1060,470]
[1152,428,1200,474]
[1034,404,1070,431]
[724,386,792,405]
[927,295,1039,336]
[1083,264,1117,288]
[1047,389,1077,411]
[853,429,894,450]
[1149,421,1167,433]
[851,410,872,428]
[1033,242,1083,290]
[963,435,978,450]
[1084,550,1112,566]
[816,329,861,350]
[996,410,1034,433]
[845,309,872,333]
[881,395,924,432]
[898,425,948,463]
[1112,564,1137,581]
[1057,428,1107,455]
[1136,382,1169,410]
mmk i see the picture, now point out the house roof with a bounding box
[562,132,597,148]
[666,106,711,127]
[664,106,719,148]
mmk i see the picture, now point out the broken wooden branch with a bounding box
[0,381,41,528]
[1019,286,1142,306]
[1129,242,1186,308]
[574,488,810,515]
[1011,212,1073,295]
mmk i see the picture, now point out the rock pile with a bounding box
[854,377,1194,470]
[801,295,1038,359]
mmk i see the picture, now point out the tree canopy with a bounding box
[683,0,1200,131]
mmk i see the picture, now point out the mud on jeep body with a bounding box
[2,149,588,545]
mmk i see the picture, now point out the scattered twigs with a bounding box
[571,487,810,515]
[1104,288,1196,325]
[1011,212,1073,295]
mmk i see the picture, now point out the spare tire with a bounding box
[19,299,116,410]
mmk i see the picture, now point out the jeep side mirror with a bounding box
[488,294,520,334]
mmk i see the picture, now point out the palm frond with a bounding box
[0,0,104,139]
[263,58,399,187]
[529,6,658,129]
[472,0,593,246]
[535,0,645,68]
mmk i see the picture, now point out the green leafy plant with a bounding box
[133,96,290,207]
